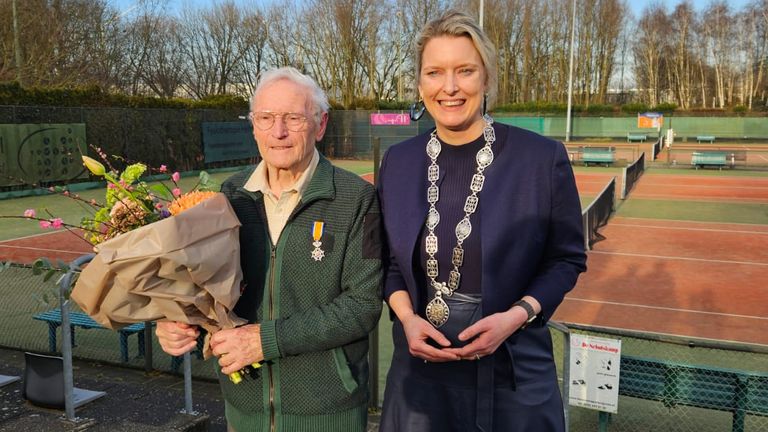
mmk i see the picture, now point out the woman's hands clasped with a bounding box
[400,313,460,362]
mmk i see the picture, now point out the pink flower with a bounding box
[172,188,182,197]
[155,203,164,209]
[171,172,180,183]
[90,199,98,205]
[63,190,70,196]
[159,165,168,173]
[51,218,63,229]
[39,220,52,229]
[24,209,36,218]
[108,183,117,190]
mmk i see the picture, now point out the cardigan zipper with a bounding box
[268,245,277,432]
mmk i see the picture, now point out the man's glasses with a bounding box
[248,111,309,132]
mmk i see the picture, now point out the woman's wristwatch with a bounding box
[512,299,538,329]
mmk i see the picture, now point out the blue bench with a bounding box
[598,355,768,432]
[697,135,716,143]
[582,147,615,166]
[692,151,728,169]
[627,133,647,143]
[33,308,146,363]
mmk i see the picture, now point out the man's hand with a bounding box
[156,321,199,356]
[210,324,264,375]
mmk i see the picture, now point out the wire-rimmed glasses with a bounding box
[247,111,309,132]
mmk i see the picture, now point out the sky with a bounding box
[110,0,756,19]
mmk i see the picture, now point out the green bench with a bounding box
[627,133,647,143]
[598,355,768,432]
[582,147,615,166]
[692,151,728,169]
[697,135,716,143]
[33,308,146,363]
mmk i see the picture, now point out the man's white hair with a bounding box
[251,67,330,121]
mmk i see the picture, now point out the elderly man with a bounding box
[156,67,383,432]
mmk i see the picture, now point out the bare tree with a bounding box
[702,2,735,108]
[633,3,669,106]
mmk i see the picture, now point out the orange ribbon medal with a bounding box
[311,221,325,261]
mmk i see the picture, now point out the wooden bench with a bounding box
[627,133,647,143]
[697,135,716,143]
[582,147,615,166]
[33,308,146,363]
[598,355,768,432]
[692,151,728,169]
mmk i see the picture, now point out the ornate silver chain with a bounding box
[424,114,495,327]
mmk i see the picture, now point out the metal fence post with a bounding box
[368,136,381,409]
[59,253,95,421]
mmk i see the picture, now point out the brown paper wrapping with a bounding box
[71,192,246,359]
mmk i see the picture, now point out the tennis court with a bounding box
[556,168,768,347]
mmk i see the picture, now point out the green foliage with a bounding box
[653,103,678,113]
[0,81,248,110]
[621,103,650,113]
[732,105,748,113]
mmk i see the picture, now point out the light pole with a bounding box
[12,0,22,84]
[565,0,577,142]
[479,0,484,30]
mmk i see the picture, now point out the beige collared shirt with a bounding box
[243,149,320,244]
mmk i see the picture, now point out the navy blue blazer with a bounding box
[378,122,587,325]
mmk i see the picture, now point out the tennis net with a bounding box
[581,177,616,250]
[621,152,645,199]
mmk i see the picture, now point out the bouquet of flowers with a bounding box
[17,151,254,383]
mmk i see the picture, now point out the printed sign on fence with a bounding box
[568,334,622,413]
[370,113,410,126]
[637,112,664,129]
[0,124,87,187]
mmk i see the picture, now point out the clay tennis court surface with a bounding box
[556,171,768,346]
[2,170,767,346]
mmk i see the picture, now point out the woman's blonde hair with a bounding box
[414,9,498,108]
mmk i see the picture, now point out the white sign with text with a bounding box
[568,334,622,413]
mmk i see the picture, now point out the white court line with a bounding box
[614,216,768,228]
[565,297,768,321]
[628,193,768,202]
[610,223,768,235]
[0,230,68,243]
[0,245,87,254]
[589,250,768,266]
[638,183,768,190]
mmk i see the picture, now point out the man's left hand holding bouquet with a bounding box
[157,321,263,376]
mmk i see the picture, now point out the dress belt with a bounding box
[476,338,517,432]
[476,354,495,432]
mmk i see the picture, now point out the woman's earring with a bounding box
[483,93,488,116]
[409,98,426,121]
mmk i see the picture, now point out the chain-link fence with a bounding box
[550,323,768,432]
[2,262,767,431]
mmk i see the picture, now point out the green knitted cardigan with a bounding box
[218,156,383,432]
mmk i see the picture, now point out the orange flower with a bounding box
[168,191,218,216]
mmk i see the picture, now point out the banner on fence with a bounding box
[370,113,410,126]
[0,124,87,187]
[568,334,622,413]
[201,122,258,163]
[637,112,664,129]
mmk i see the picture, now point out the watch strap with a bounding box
[512,299,537,328]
